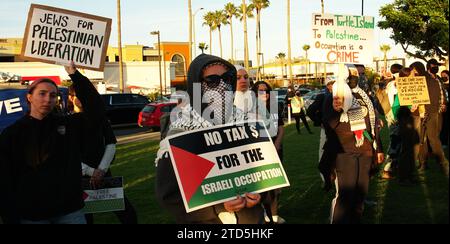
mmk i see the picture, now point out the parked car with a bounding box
[303,90,324,110]
[138,102,177,129]
[296,88,312,96]
[101,93,150,126]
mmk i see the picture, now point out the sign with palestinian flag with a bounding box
[82,177,125,214]
[166,120,290,213]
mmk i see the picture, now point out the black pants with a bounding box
[85,196,137,224]
[293,111,311,133]
[331,153,372,224]
[398,113,419,181]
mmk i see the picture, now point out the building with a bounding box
[0,38,191,91]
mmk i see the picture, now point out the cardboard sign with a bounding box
[165,120,290,213]
[21,4,112,71]
[309,13,374,64]
[82,177,125,214]
[397,76,431,106]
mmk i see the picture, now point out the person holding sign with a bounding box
[0,61,105,224]
[322,67,384,224]
[408,61,448,175]
[67,85,137,224]
[155,54,265,224]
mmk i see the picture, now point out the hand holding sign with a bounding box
[64,60,77,75]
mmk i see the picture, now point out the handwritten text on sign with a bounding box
[21,4,112,71]
[397,76,430,106]
[309,13,374,64]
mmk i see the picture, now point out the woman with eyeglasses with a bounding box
[252,81,286,224]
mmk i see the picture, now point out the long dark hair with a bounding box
[409,62,427,77]
[252,80,273,113]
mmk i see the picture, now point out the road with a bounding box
[113,126,160,145]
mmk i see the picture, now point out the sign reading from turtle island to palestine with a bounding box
[165,120,290,213]
[309,13,374,64]
[397,76,430,106]
[21,4,112,71]
[82,177,125,214]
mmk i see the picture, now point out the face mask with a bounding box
[430,66,439,74]
[202,80,234,125]
[347,76,359,89]
[442,77,449,82]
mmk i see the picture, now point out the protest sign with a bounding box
[309,13,374,64]
[396,76,430,106]
[166,120,290,213]
[21,4,112,71]
[82,177,125,214]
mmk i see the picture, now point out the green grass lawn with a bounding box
[95,123,449,224]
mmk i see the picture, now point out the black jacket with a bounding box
[0,71,105,222]
[155,54,265,224]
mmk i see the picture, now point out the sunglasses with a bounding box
[203,71,234,88]
[237,74,249,80]
[258,90,269,94]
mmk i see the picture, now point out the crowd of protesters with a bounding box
[1,53,448,224]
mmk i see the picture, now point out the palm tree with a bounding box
[380,44,391,72]
[287,0,293,82]
[224,3,239,63]
[251,0,270,81]
[238,1,254,70]
[213,10,229,58]
[198,43,208,54]
[303,44,311,76]
[321,0,324,14]
[203,12,216,55]
[276,52,286,78]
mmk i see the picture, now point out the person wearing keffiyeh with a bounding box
[154,54,266,224]
[320,67,384,224]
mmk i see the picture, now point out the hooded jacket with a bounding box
[155,54,265,224]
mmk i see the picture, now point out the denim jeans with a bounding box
[21,210,86,224]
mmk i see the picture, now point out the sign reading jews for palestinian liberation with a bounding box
[166,120,290,213]
[310,13,374,64]
[21,4,112,71]
[397,76,430,106]
[82,177,125,214]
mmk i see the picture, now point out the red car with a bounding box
[138,102,177,129]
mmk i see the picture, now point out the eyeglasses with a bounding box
[203,71,234,88]
[237,74,249,80]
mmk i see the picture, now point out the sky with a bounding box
[0,0,404,64]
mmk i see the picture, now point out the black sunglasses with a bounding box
[203,71,234,88]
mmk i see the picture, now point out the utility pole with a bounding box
[188,0,193,62]
[361,0,364,15]
[192,8,204,58]
[117,0,124,93]
[151,31,163,98]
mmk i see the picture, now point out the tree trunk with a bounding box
[243,0,249,71]
[209,28,212,55]
[219,27,223,58]
[230,18,234,63]
[256,10,261,81]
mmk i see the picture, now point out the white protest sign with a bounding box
[21,4,112,71]
[310,13,374,64]
[165,120,290,213]
[82,177,125,214]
